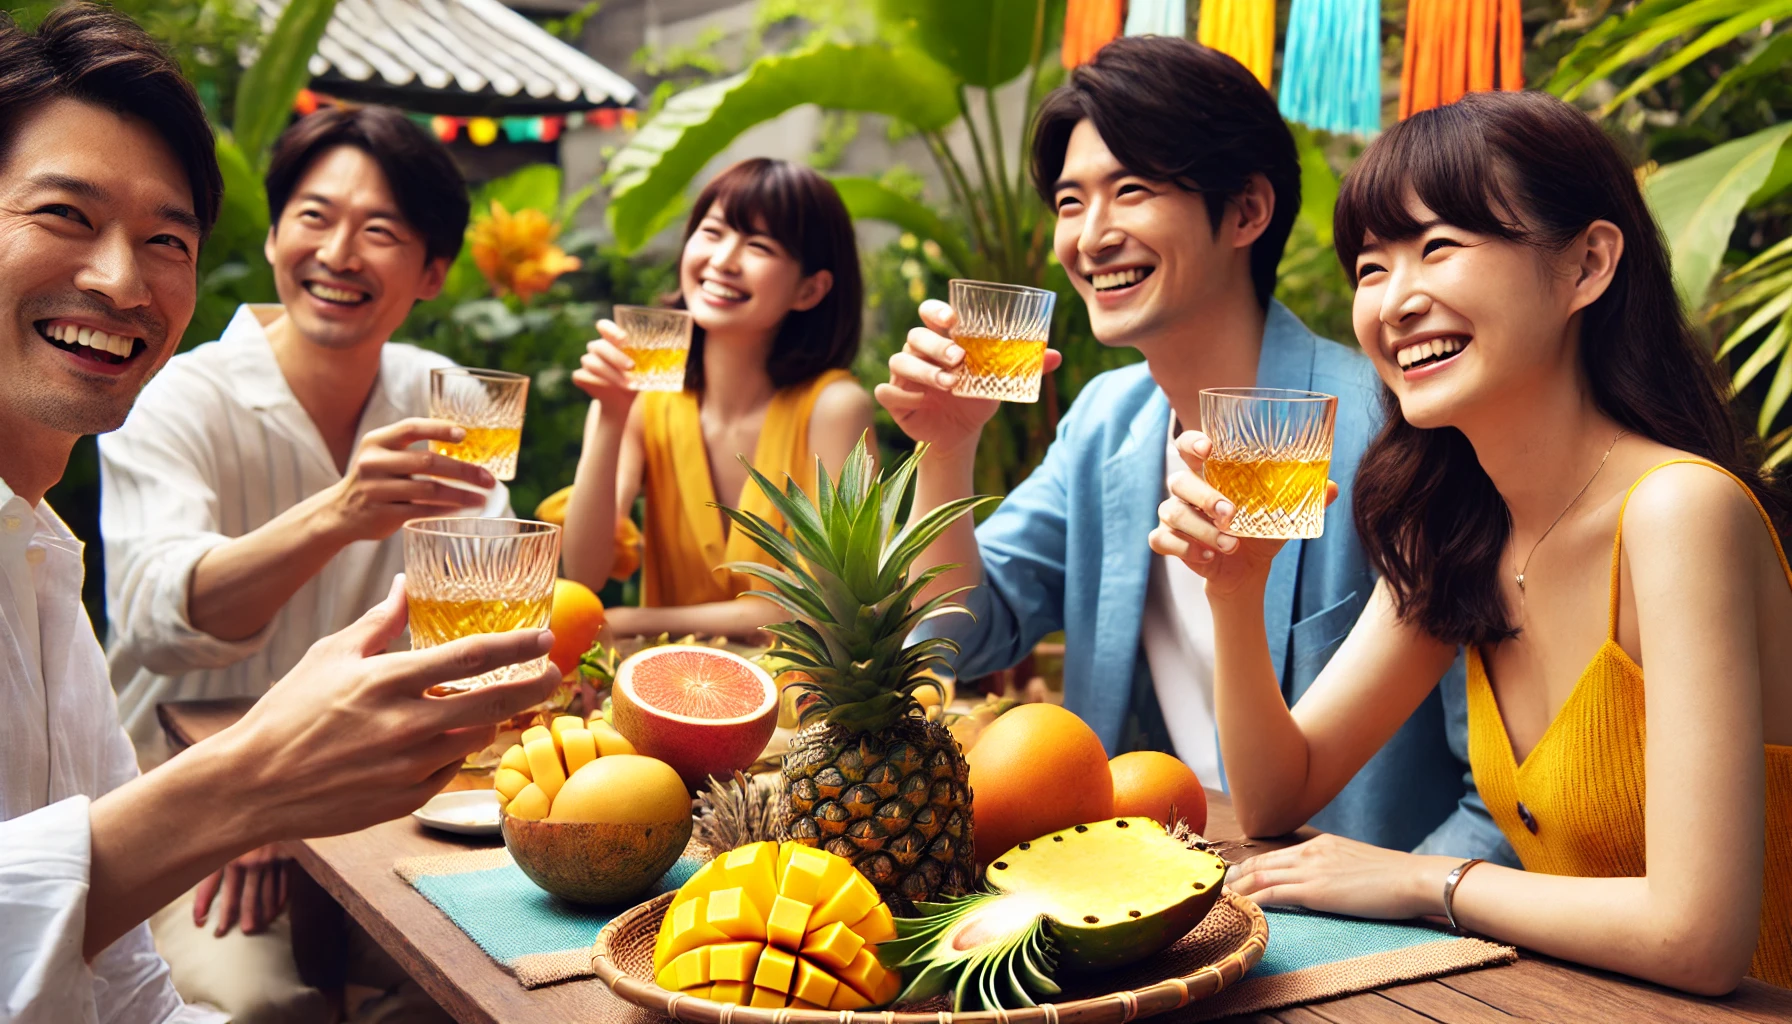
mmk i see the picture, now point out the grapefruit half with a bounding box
[610,645,778,790]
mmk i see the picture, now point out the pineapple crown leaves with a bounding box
[711,436,996,731]
[716,436,998,604]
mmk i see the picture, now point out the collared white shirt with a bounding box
[1139,424,1222,789]
[102,305,509,765]
[0,477,225,1024]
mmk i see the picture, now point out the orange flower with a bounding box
[469,200,582,302]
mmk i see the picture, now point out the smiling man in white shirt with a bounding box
[98,105,512,1020]
[0,7,558,1022]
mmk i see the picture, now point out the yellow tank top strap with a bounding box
[1605,458,1792,641]
[640,369,859,607]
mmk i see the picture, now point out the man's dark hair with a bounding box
[0,3,222,238]
[1030,36,1300,309]
[266,106,470,266]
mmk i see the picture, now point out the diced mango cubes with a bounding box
[522,737,566,802]
[810,872,878,930]
[830,984,871,1011]
[707,941,762,983]
[753,946,797,993]
[549,715,583,748]
[792,958,837,1006]
[837,947,888,1002]
[718,842,778,911]
[662,897,728,961]
[505,783,550,820]
[705,887,768,941]
[777,845,832,904]
[748,987,786,1008]
[493,767,531,802]
[589,719,636,756]
[560,729,597,775]
[800,921,864,972]
[652,842,903,1009]
[765,895,810,952]
[493,713,637,819]
[851,903,897,944]
[654,946,708,993]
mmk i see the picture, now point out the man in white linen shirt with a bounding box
[0,7,559,1023]
[99,105,508,1019]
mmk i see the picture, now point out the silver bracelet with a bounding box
[1441,858,1484,935]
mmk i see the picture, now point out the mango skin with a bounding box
[501,813,692,906]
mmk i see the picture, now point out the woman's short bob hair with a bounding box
[1338,90,1790,647]
[673,158,862,393]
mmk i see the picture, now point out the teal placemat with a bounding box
[1249,906,1459,976]
[1189,904,1515,1019]
[395,846,702,988]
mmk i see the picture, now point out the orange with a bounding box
[1109,751,1207,835]
[547,578,605,678]
[964,703,1113,864]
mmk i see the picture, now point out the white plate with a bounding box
[412,789,502,835]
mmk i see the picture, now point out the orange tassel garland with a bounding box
[1400,0,1525,119]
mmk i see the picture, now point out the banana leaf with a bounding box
[605,43,960,252]
[235,0,339,173]
[1644,122,1792,312]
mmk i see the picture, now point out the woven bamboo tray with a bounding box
[591,889,1269,1023]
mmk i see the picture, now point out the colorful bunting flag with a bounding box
[1279,0,1381,136]
[1124,0,1186,38]
[1061,0,1123,68]
[467,117,499,146]
[1400,0,1524,118]
[1197,0,1276,88]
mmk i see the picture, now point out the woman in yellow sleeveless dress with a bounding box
[1150,91,1792,994]
[557,159,874,639]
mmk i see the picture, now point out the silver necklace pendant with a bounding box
[1516,573,1526,592]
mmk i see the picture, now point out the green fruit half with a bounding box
[878,817,1228,1011]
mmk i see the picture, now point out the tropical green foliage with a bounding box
[605,0,1082,493]
[396,164,677,532]
[1546,0,1792,465]
[9,0,260,120]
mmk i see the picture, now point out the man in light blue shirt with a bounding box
[877,36,1510,860]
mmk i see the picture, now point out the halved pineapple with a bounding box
[878,817,1229,1011]
[651,841,903,1010]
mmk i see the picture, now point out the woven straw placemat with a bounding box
[1184,907,1516,1019]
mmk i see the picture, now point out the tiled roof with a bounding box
[257,0,637,115]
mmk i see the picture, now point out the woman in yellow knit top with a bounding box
[1153,91,1792,994]
[561,159,874,638]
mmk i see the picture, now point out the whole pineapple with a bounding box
[718,436,994,911]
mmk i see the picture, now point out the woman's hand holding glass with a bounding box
[571,319,639,419]
[1148,429,1338,600]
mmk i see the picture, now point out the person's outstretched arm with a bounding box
[102,412,492,666]
[562,320,644,592]
[1152,429,1455,834]
[1160,444,1771,995]
[80,576,558,956]
[875,300,1064,607]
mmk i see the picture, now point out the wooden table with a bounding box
[162,700,1792,1024]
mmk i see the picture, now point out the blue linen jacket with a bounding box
[920,302,1513,859]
